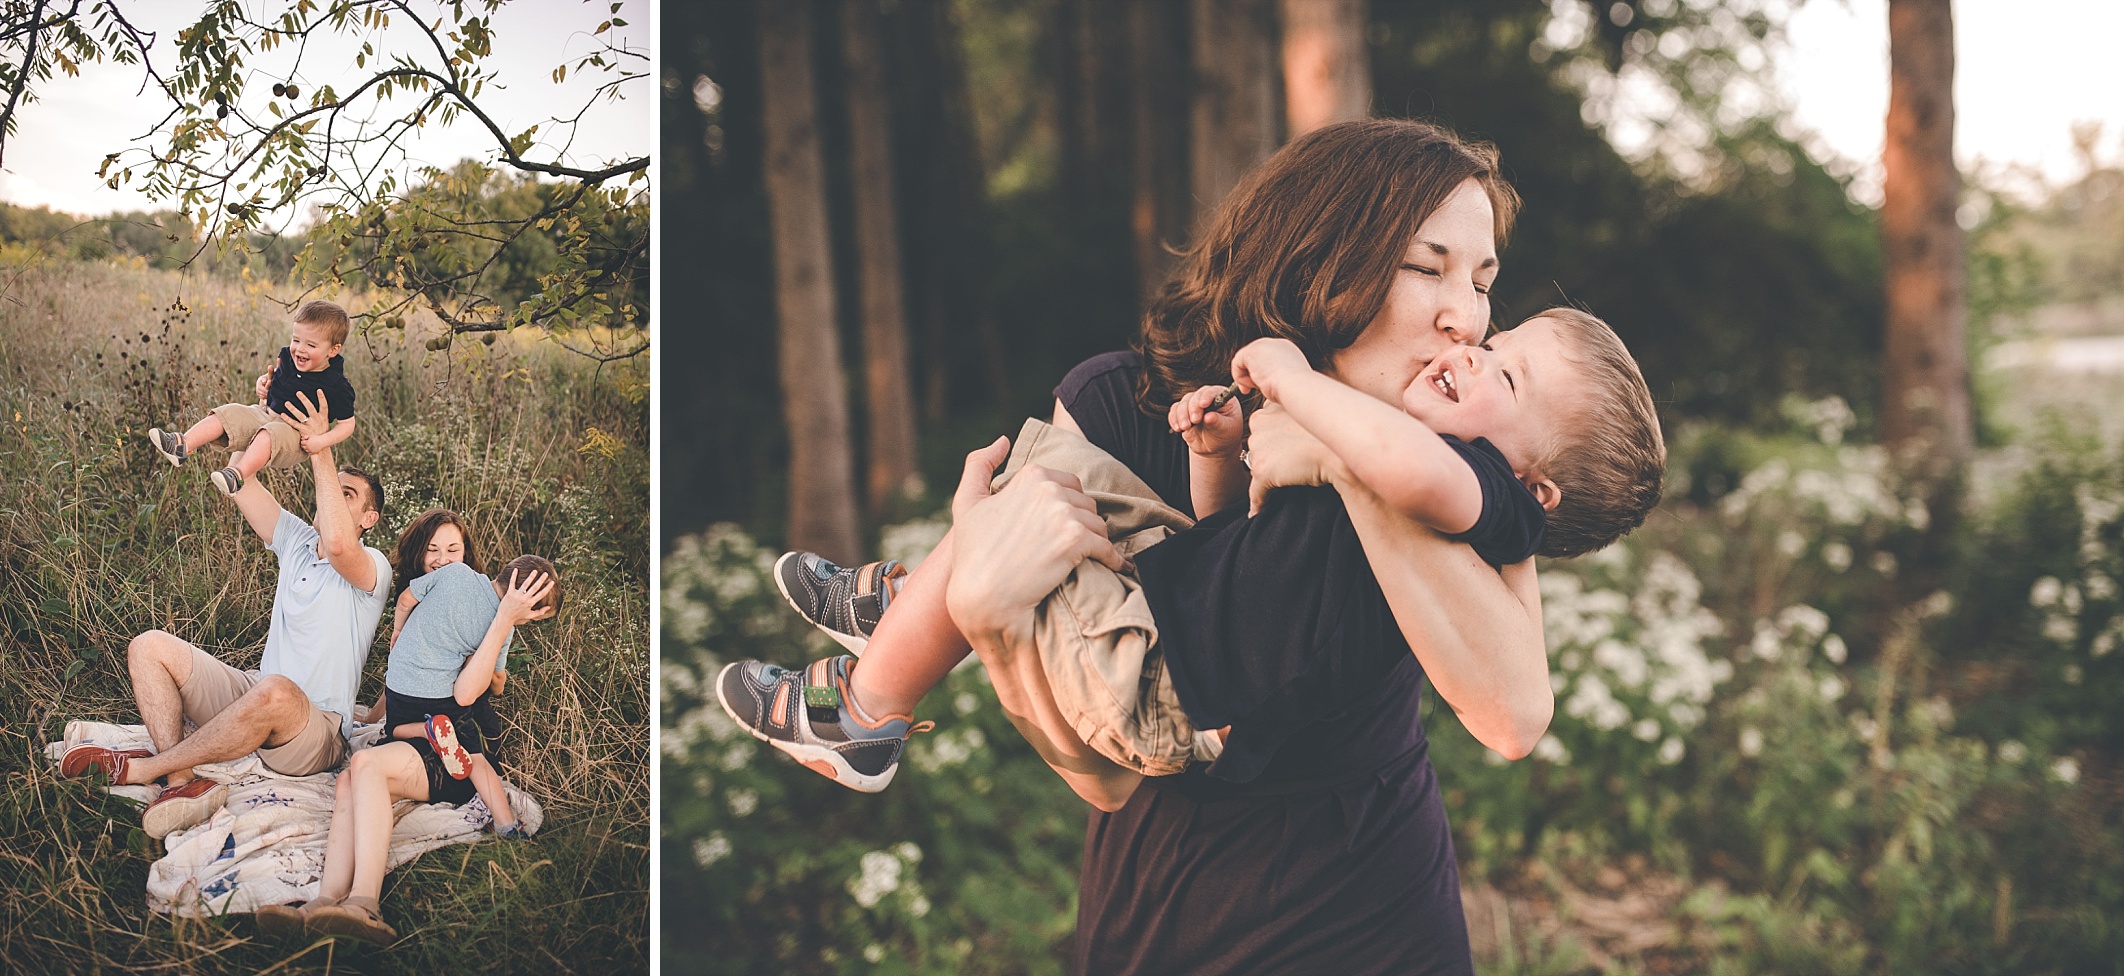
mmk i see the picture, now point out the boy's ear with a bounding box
[1523,474,1561,512]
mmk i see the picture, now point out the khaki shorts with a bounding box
[992,418,1222,776]
[211,402,305,470]
[178,645,348,776]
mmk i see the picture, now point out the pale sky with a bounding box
[1779,0,2124,203]
[0,0,651,222]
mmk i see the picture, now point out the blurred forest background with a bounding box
[665,0,2124,973]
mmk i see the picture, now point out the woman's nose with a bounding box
[1435,282,1483,344]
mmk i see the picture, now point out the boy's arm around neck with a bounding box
[1260,368,1483,534]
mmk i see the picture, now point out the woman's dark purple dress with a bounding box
[1056,352,1476,975]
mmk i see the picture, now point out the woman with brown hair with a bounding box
[946,118,1549,973]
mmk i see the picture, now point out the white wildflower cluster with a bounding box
[1542,552,1729,765]
[661,525,785,650]
[911,726,987,774]
[2028,484,2124,657]
[692,832,732,869]
[1716,449,1920,582]
[1781,394,1856,446]
[847,843,931,918]
[879,515,951,570]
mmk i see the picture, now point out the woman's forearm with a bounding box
[454,614,514,705]
[1337,475,1552,757]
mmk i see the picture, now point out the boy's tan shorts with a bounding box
[212,402,305,470]
[991,418,1223,777]
[178,645,348,776]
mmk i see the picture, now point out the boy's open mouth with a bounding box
[1430,364,1460,402]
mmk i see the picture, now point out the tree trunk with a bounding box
[842,0,923,511]
[1129,0,1191,300]
[1279,0,1370,137]
[1881,0,1970,517]
[760,0,861,562]
[1189,0,1283,220]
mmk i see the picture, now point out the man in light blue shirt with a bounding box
[63,393,391,838]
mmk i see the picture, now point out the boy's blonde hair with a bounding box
[501,554,563,615]
[1531,308,1665,558]
[294,299,352,346]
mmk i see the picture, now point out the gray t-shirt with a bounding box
[261,509,392,733]
[384,561,512,699]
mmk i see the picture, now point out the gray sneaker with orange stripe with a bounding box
[715,654,931,792]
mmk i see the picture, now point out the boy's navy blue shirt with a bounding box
[266,346,357,421]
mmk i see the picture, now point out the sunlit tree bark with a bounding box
[1881,0,1970,517]
[842,0,922,511]
[761,0,860,561]
[1279,0,1370,137]
[1129,0,1191,299]
[1189,0,1282,218]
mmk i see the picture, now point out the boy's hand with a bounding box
[497,568,557,627]
[1229,337,1311,401]
[1167,384,1245,458]
[254,364,274,403]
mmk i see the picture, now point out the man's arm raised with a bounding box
[285,390,379,593]
[229,472,286,543]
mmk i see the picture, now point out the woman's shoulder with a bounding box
[1055,350,1142,405]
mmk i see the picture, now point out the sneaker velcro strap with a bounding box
[803,685,841,708]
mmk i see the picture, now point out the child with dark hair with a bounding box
[149,299,360,495]
[358,555,561,837]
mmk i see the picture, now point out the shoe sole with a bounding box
[147,429,184,466]
[209,470,241,495]
[426,716,473,780]
[771,551,870,655]
[143,782,227,840]
[714,661,896,793]
[306,905,397,945]
[255,904,307,937]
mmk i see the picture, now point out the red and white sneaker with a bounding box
[425,714,473,780]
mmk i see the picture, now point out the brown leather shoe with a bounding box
[141,777,227,839]
[255,903,307,937]
[59,745,152,783]
[307,895,397,945]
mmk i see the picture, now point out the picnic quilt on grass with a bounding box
[46,719,544,918]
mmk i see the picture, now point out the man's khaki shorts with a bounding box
[211,402,305,470]
[179,645,347,776]
[991,418,1222,777]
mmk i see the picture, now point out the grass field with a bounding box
[0,256,649,973]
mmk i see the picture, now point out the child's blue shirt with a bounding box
[383,561,511,699]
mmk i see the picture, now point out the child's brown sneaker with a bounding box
[210,467,244,495]
[147,428,187,466]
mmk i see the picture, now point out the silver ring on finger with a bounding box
[1239,448,1251,470]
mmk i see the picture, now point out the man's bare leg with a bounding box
[122,674,316,786]
[126,631,198,785]
[846,531,976,719]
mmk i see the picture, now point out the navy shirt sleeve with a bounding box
[1441,435,1546,567]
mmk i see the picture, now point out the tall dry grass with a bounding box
[0,257,648,973]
